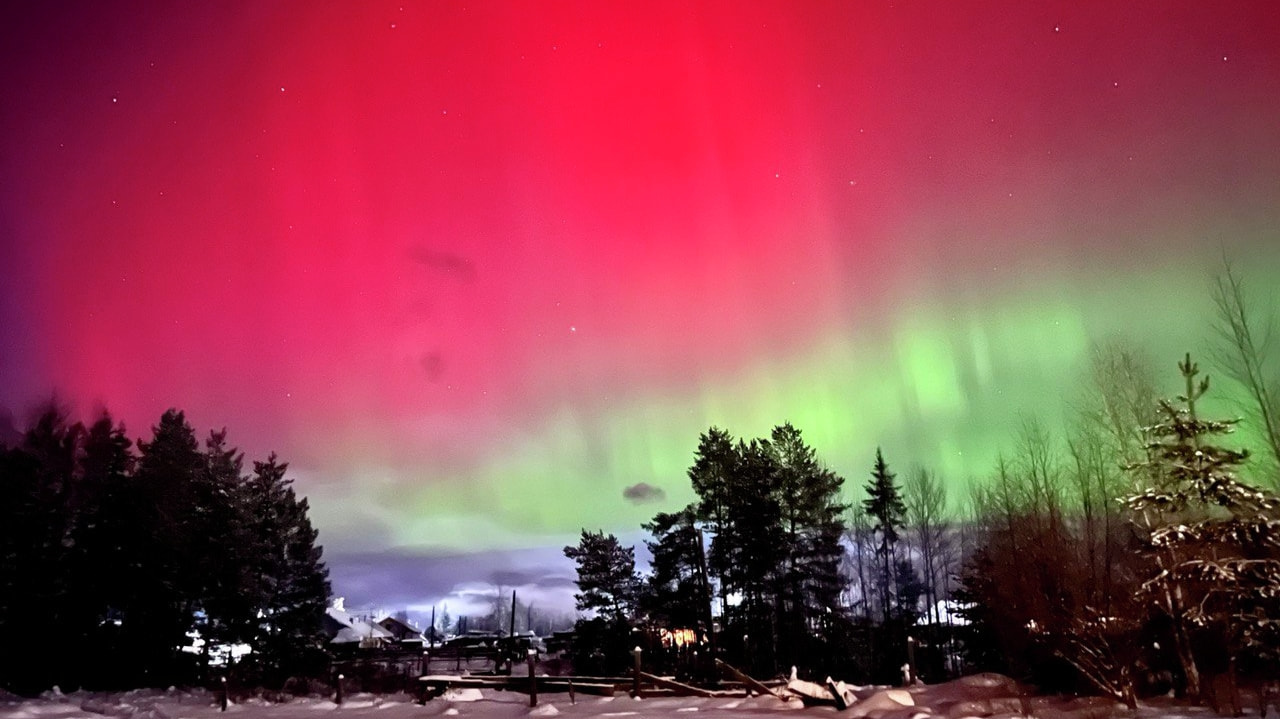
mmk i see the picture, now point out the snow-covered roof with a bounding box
[377,615,424,640]
[325,606,395,644]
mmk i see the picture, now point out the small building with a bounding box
[323,598,395,649]
[377,615,426,647]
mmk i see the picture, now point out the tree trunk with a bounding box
[1170,591,1201,699]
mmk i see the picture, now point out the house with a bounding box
[323,598,395,648]
[377,615,426,647]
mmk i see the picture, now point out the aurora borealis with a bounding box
[3,1,1280,617]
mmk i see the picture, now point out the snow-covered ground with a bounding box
[0,679,1230,719]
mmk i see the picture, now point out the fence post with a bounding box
[220,677,227,711]
[632,646,643,698]
[906,636,917,685]
[336,673,344,704]
[527,649,538,707]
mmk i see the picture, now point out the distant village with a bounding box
[320,597,575,678]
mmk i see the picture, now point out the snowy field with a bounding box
[0,677,1232,719]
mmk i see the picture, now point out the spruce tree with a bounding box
[130,409,207,682]
[194,429,251,662]
[1126,354,1280,701]
[892,558,925,622]
[863,448,906,624]
[74,413,137,687]
[0,407,331,692]
[241,453,331,678]
[0,407,83,693]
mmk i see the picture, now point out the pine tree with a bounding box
[892,558,925,622]
[688,427,738,615]
[864,448,906,624]
[564,530,641,676]
[193,429,251,662]
[688,428,785,667]
[722,437,785,671]
[130,409,207,683]
[241,453,331,677]
[0,406,331,692]
[0,407,84,693]
[641,505,708,632]
[952,546,1009,673]
[73,413,137,687]
[1126,354,1280,701]
[563,530,639,620]
[769,423,848,667]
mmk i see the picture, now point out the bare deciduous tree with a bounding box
[904,465,948,625]
[1084,341,1161,468]
[1066,341,1160,618]
[845,505,876,622]
[1211,260,1280,487]
[1012,415,1064,528]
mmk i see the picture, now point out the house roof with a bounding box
[377,616,424,640]
[324,606,395,644]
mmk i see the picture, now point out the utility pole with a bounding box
[695,528,717,658]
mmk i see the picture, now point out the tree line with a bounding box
[564,262,1280,706]
[430,590,575,639]
[0,407,330,695]
[563,421,950,682]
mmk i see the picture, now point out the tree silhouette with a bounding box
[0,406,330,694]
[564,529,639,620]
[864,448,906,625]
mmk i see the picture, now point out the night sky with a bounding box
[3,1,1280,619]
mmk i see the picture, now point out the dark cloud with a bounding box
[309,533,654,629]
[420,352,444,381]
[489,569,578,589]
[325,544,576,616]
[408,247,476,281]
[622,482,666,504]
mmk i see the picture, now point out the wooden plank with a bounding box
[825,678,851,711]
[715,659,788,701]
[417,675,501,685]
[639,672,716,698]
[553,682,616,697]
[537,680,617,697]
[785,678,837,707]
[706,689,751,698]
[418,675,619,698]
